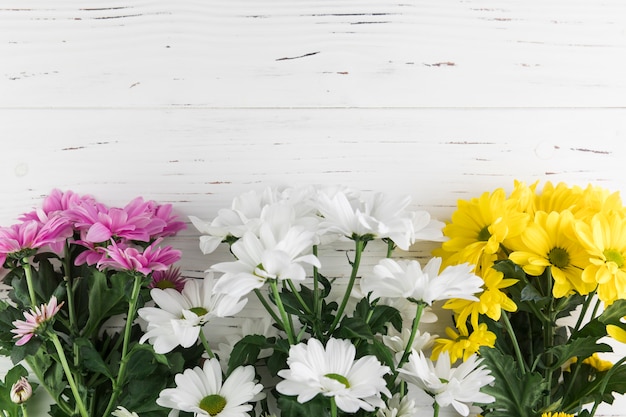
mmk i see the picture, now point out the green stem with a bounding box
[433,401,440,417]
[543,267,556,408]
[21,258,36,307]
[25,357,75,416]
[501,312,528,374]
[254,289,283,326]
[20,403,28,417]
[102,274,143,417]
[330,396,338,417]
[63,243,77,332]
[574,291,596,332]
[269,280,296,344]
[49,333,89,417]
[385,239,395,258]
[328,238,365,334]
[397,302,426,372]
[287,279,313,315]
[199,329,215,359]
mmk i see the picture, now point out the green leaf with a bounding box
[74,337,114,380]
[334,316,374,341]
[480,347,546,417]
[227,334,267,375]
[276,394,329,417]
[83,270,129,337]
[367,304,402,334]
[542,337,612,371]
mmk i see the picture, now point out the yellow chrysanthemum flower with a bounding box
[607,324,626,343]
[431,323,496,363]
[533,181,583,215]
[576,212,626,304]
[508,210,595,298]
[443,266,518,329]
[574,184,626,221]
[541,412,575,417]
[565,353,614,373]
[583,353,613,372]
[508,180,539,214]
[440,188,529,272]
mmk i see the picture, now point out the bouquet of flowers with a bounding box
[435,180,626,417]
[0,186,498,417]
[0,190,193,417]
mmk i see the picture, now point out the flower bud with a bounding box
[10,376,32,404]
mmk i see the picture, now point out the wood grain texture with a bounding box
[2,0,626,108]
[2,0,626,414]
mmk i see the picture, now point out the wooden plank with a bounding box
[2,0,625,108]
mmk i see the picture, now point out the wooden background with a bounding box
[1,0,626,415]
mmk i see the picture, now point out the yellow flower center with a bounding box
[189,307,208,316]
[477,225,492,242]
[325,373,350,388]
[199,394,227,416]
[155,280,176,289]
[603,248,624,268]
[548,247,570,269]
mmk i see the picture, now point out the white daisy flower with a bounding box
[111,406,139,417]
[315,189,415,248]
[360,257,483,306]
[211,219,320,298]
[190,186,319,254]
[276,338,391,413]
[138,273,247,354]
[397,350,495,417]
[382,328,437,365]
[377,393,419,417]
[157,358,263,417]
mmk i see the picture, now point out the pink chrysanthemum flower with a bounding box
[152,204,187,238]
[69,197,168,244]
[11,296,64,346]
[149,266,186,292]
[0,218,72,265]
[97,238,182,275]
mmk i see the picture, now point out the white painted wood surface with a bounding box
[1,0,626,415]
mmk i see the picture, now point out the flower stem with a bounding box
[269,280,296,344]
[397,301,426,371]
[286,279,313,316]
[102,274,143,417]
[501,312,528,374]
[20,403,28,417]
[199,328,215,359]
[433,401,440,417]
[254,289,283,325]
[330,396,338,417]
[328,238,365,334]
[21,258,36,307]
[49,333,89,417]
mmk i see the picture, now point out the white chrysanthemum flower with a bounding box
[276,338,391,413]
[360,257,483,306]
[410,210,447,243]
[382,328,437,365]
[211,219,320,297]
[111,406,139,417]
[190,186,320,254]
[377,393,419,417]
[316,189,416,248]
[397,351,495,417]
[157,358,264,417]
[138,273,247,353]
